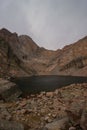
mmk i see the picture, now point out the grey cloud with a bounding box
[0,0,87,50]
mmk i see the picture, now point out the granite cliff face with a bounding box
[0,28,29,78]
[50,36,87,76]
[0,28,87,78]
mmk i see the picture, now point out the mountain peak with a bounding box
[0,27,87,77]
[0,28,12,36]
[0,28,18,41]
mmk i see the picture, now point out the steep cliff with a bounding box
[50,36,87,76]
[0,28,87,77]
[0,28,31,78]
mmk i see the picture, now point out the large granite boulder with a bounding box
[0,78,22,101]
[45,117,69,130]
[0,119,24,130]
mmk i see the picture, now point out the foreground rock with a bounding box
[0,102,11,120]
[0,119,25,130]
[0,78,22,101]
[7,83,87,129]
[80,108,87,130]
[45,117,69,130]
[0,83,87,129]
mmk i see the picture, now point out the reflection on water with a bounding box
[11,75,87,94]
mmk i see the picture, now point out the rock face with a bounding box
[0,78,22,101]
[45,117,69,130]
[0,28,29,78]
[80,108,87,130]
[0,28,87,77]
[50,36,87,76]
[0,119,24,130]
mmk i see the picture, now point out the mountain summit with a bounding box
[0,28,87,78]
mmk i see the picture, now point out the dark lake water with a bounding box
[11,75,87,94]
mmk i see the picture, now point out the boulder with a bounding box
[0,78,22,101]
[46,92,54,98]
[45,117,69,130]
[0,103,11,120]
[80,109,87,130]
[0,119,24,130]
[69,126,76,130]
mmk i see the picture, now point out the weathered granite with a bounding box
[0,119,24,130]
[0,78,22,101]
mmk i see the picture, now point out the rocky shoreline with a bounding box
[0,78,87,130]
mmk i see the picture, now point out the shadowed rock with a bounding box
[0,119,24,130]
[45,117,69,130]
[0,78,22,101]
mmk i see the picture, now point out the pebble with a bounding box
[69,126,76,130]
[54,89,59,95]
[44,116,52,123]
[46,92,54,98]
[52,114,56,118]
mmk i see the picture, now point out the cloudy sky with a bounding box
[0,0,87,50]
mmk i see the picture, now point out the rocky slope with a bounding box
[50,36,87,76]
[0,28,87,78]
[0,28,29,78]
[0,82,87,129]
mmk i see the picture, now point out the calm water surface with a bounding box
[11,75,87,94]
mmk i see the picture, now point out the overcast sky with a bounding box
[0,0,87,50]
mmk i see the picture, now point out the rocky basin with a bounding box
[0,78,87,130]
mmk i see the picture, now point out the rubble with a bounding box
[0,82,87,129]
